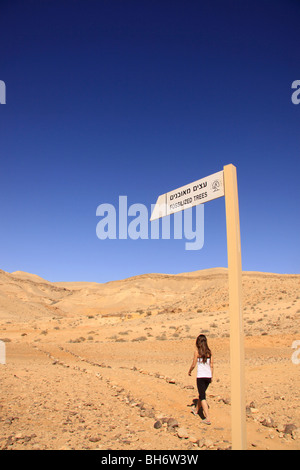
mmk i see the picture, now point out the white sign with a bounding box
[150,170,224,221]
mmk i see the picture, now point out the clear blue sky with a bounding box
[0,0,299,282]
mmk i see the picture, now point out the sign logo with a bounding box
[212,179,221,192]
[0,80,6,104]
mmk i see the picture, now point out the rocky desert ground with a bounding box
[0,267,299,450]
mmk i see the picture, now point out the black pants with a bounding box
[197,378,211,401]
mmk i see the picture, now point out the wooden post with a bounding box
[223,164,247,450]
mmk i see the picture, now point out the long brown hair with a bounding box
[196,334,212,363]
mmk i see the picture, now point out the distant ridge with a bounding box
[0,267,299,322]
[11,271,50,283]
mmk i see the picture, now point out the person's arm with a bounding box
[210,355,214,381]
[188,349,198,376]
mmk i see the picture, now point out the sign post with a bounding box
[223,164,246,450]
[150,163,246,450]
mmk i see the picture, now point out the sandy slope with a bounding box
[0,267,299,450]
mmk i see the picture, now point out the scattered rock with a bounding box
[197,438,205,448]
[202,438,214,448]
[177,427,189,439]
[283,424,297,436]
[143,408,156,419]
[89,436,101,443]
[260,417,277,428]
[166,378,176,384]
[167,418,179,429]
[277,423,285,433]
[222,398,230,405]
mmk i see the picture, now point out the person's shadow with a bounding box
[189,398,205,419]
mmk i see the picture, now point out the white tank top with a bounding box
[197,357,212,378]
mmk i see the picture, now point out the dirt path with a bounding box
[1,335,299,450]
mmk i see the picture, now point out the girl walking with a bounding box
[188,334,213,425]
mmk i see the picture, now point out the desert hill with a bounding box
[0,267,299,332]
